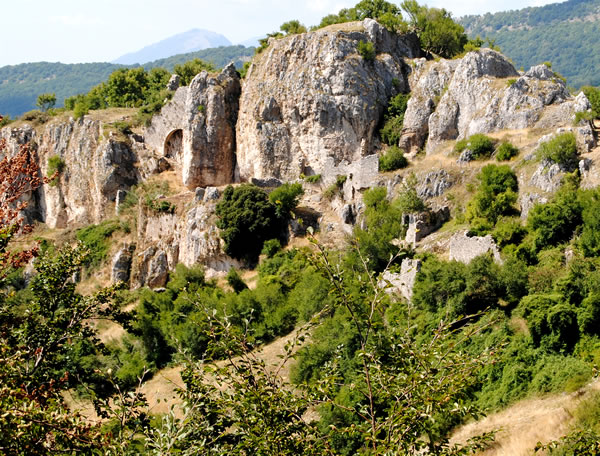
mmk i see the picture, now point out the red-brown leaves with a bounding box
[0,139,49,278]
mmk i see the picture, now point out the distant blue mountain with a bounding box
[114,29,232,65]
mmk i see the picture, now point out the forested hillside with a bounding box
[0,62,123,118]
[0,46,254,117]
[460,0,600,87]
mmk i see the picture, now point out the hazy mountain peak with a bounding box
[113,29,232,65]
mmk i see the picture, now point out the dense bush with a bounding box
[76,220,123,268]
[357,40,376,61]
[379,146,408,171]
[268,182,304,218]
[174,59,215,86]
[495,141,519,161]
[454,133,496,159]
[581,86,600,119]
[261,238,282,258]
[578,188,600,257]
[216,184,283,263]
[537,132,578,168]
[527,173,582,250]
[467,164,518,224]
[393,173,427,213]
[349,186,406,271]
[379,93,410,146]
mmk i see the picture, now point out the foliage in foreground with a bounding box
[148,241,494,455]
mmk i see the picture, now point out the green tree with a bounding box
[401,0,468,58]
[36,92,56,112]
[467,164,518,224]
[174,58,216,86]
[537,132,579,169]
[280,19,307,35]
[215,184,283,263]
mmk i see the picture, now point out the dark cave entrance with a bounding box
[164,129,183,159]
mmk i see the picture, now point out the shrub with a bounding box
[350,186,406,271]
[323,175,347,200]
[261,238,282,258]
[302,174,321,184]
[357,40,375,61]
[579,189,600,257]
[280,20,307,35]
[496,142,519,161]
[149,200,176,214]
[0,114,13,127]
[174,59,216,86]
[268,182,304,219]
[537,132,578,167]
[527,173,582,250]
[21,109,49,124]
[379,146,408,171]
[467,164,518,224]
[379,93,410,146]
[393,173,426,213]
[581,85,600,119]
[216,184,283,263]
[47,155,66,186]
[454,134,495,159]
[73,100,90,120]
[76,220,122,268]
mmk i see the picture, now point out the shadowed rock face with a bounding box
[236,19,421,182]
[145,64,241,189]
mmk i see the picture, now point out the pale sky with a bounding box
[1,0,560,67]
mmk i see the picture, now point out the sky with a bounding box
[1,0,560,67]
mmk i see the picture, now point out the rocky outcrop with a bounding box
[519,193,548,219]
[111,245,134,284]
[449,231,502,264]
[381,258,422,301]
[417,170,453,199]
[145,64,241,189]
[530,160,567,193]
[1,119,139,228]
[236,19,421,181]
[400,50,588,155]
[131,200,243,286]
[404,206,450,244]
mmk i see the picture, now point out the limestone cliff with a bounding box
[235,19,421,181]
[0,118,139,228]
[145,64,240,189]
[401,49,591,155]
[1,20,597,288]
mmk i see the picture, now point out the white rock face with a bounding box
[1,119,139,228]
[132,201,243,286]
[400,50,589,155]
[449,231,502,264]
[145,64,241,189]
[236,19,421,181]
[381,258,422,301]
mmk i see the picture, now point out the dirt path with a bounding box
[451,378,600,455]
[139,329,305,416]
